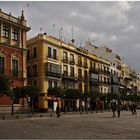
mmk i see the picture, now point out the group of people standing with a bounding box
[111,100,137,117]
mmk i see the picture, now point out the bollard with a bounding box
[16,115,19,119]
[29,115,31,118]
[40,114,43,117]
[50,114,52,117]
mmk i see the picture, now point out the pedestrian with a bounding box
[99,102,103,113]
[56,103,61,118]
[117,101,121,117]
[111,100,116,117]
[133,103,137,115]
[129,103,134,115]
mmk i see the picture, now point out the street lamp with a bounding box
[11,80,14,115]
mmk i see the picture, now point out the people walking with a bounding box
[111,100,116,117]
[129,103,137,115]
[117,101,121,117]
[56,103,61,118]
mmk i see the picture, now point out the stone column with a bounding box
[19,29,22,48]
[10,25,12,45]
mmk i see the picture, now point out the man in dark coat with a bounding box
[111,100,116,117]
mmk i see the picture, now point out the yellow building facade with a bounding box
[27,33,112,111]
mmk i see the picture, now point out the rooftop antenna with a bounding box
[40,27,43,34]
[71,26,75,43]
[59,27,63,40]
[52,24,55,37]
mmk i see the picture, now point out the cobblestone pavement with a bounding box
[0,110,140,139]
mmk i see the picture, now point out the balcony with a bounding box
[89,68,99,74]
[77,61,82,67]
[83,64,88,68]
[63,71,77,81]
[46,71,61,78]
[99,80,110,85]
[62,57,69,63]
[90,78,99,85]
[77,76,83,81]
[47,55,58,60]
[98,69,110,75]
[69,60,75,65]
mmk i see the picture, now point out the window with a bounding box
[84,58,87,67]
[63,65,68,76]
[47,63,61,74]
[53,49,57,59]
[3,25,10,38]
[27,66,30,78]
[90,73,98,80]
[54,81,58,87]
[48,80,52,88]
[63,51,67,60]
[32,64,37,77]
[48,47,57,59]
[84,70,88,79]
[78,68,82,78]
[70,54,74,62]
[48,47,51,58]
[84,83,88,93]
[0,56,4,73]
[27,50,30,60]
[70,66,74,77]
[12,28,18,41]
[78,82,82,92]
[12,59,18,77]
[104,77,106,83]
[33,47,37,58]
[78,56,82,65]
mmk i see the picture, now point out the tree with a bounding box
[13,85,39,114]
[64,89,81,99]
[48,86,64,98]
[0,74,11,96]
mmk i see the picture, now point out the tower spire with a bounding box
[21,10,25,20]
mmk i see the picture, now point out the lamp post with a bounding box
[11,80,14,115]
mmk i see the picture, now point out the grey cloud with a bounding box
[1,1,140,72]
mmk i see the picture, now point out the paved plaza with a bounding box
[0,110,140,139]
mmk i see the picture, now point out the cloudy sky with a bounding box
[1,1,140,72]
